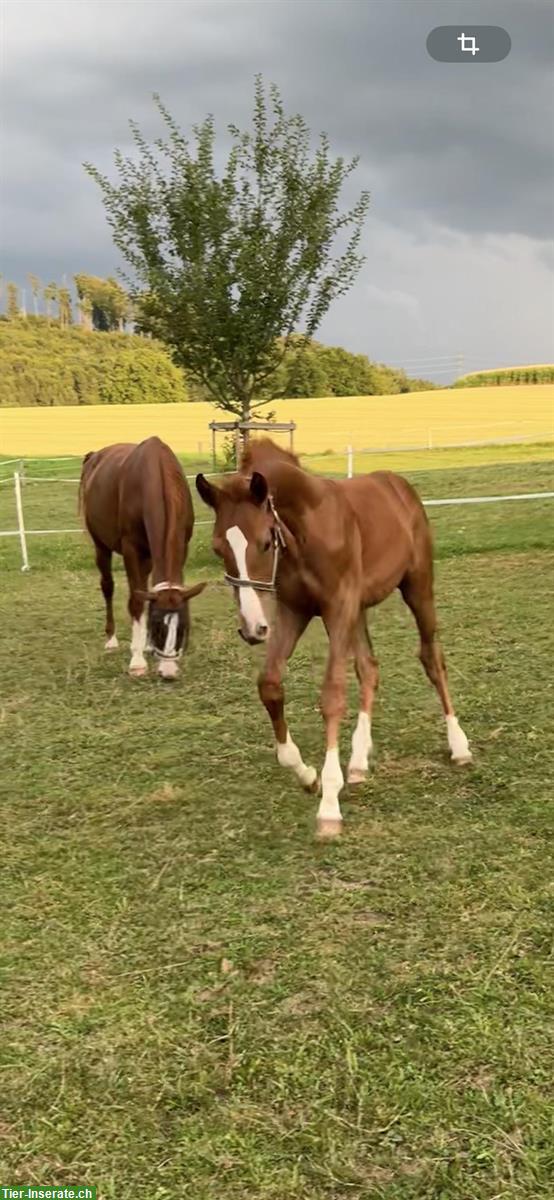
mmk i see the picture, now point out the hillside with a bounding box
[0,318,187,407]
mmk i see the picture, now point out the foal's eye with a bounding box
[261,535,272,553]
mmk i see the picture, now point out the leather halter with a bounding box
[224,494,286,593]
[149,581,183,661]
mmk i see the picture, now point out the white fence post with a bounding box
[14,471,30,571]
[347,445,354,478]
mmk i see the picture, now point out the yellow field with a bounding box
[1,385,552,458]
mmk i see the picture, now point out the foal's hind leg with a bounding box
[94,542,118,650]
[400,571,472,764]
[258,605,317,793]
[347,614,379,785]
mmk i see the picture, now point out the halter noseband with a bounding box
[224,494,286,593]
[149,581,185,660]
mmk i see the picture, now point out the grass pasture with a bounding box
[1,455,553,1198]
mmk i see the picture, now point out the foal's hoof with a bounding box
[451,751,473,766]
[347,768,367,786]
[302,767,319,794]
[316,818,343,840]
[105,635,119,651]
[129,664,148,678]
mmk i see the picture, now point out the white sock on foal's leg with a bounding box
[317,748,344,838]
[105,634,119,650]
[446,714,472,764]
[347,711,373,784]
[277,733,317,790]
[129,613,148,676]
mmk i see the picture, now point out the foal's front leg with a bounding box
[258,606,317,792]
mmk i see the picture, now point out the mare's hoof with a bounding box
[347,768,367,786]
[105,636,119,651]
[316,818,343,840]
[158,661,179,682]
[129,664,148,678]
[451,751,473,766]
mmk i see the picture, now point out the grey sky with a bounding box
[1,0,553,379]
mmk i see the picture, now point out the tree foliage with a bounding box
[86,77,370,419]
[0,318,187,408]
[6,282,19,319]
[74,273,130,332]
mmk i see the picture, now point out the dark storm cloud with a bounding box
[1,0,552,371]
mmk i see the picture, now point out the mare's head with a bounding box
[196,471,282,645]
[136,581,206,679]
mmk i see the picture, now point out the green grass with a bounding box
[0,461,553,1198]
[1,458,552,575]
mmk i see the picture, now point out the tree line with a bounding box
[0,273,131,333]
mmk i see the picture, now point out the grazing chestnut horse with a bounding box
[196,439,471,837]
[80,437,205,679]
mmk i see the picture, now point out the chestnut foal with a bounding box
[196,439,471,837]
[81,437,205,678]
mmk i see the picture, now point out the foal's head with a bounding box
[196,471,281,645]
[137,582,205,678]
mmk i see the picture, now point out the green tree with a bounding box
[28,274,42,317]
[86,76,370,425]
[6,282,19,319]
[58,286,73,329]
[74,274,130,332]
[44,282,58,319]
[78,293,93,330]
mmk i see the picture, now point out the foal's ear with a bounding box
[249,471,268,506]
[196,474,220,509]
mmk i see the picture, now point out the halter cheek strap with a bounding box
[224,494,286,593]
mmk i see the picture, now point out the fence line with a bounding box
[1,470,553,570]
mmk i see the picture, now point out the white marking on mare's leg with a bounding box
[158,613,180,679]
[277,733,317,790]
[317,748,344,837]
[105,634,119,650]
[129,612,148,676]
[226,525,268,638]
[446,714,472,764]
[347,711,373,784]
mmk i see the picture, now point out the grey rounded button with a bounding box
[427,26,512,63]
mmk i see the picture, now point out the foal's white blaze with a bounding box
[348,711,373,780]
[277,732,317,788]
[158,613,180,679]
[317,748,344,825]
[129,612,148,674]
[226,524,267,637]
[446,714,472,763]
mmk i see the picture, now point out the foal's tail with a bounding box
[78,450,95,515]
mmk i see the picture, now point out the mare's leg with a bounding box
[317,605,357,838]
[258,604,317,792]
[94,541,118,650]
[347,613,379,784]
[400,570,472,764]
[123,540,151,677]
